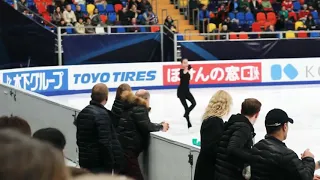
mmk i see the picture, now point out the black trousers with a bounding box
[179,92,196,126]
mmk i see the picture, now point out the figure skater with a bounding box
[177,58,196,128]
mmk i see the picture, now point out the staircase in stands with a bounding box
[155,0,204,40]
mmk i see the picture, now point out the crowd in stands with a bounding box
[9,0,159,34]
[194,0,320,38]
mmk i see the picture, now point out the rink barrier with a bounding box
[0,83,200,180]
[2,58,320,96]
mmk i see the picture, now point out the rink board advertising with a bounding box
[1,58,320,96]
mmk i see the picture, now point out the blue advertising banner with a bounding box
[0,0,57,69]
[180,39,320,61]
[62,33,161,65]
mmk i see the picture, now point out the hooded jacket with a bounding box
[215,114,255,180]
[116,91,163,155]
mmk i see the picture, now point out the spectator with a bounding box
[249,0,262,15]
[52,6,63,25]
[17,0,28,13]
[117,89,169,180]
[194,90,233,180]
[59,19,68,34]
[261,25,277,38]
[119,7,131,25]
[90,8,102,26]
[164,15,177,32]
[229,0,239,12]
[85,18,95,33]
[128,4,139,20]
[56,0,68,11]
[74,174,133,180]
[215,98,262,180]
[306,14,316,29]
[0,116,31,136]
[240,0,250,11]
[143,11,158,25]
[75,83,124,174]
[75,17,86,34]
[128,18,140,32]
[138,0,152,14]
[75,5,86,21]
[74,0,86,4]
[128,0,137,10]
[199,5,210,33]
[63,4,77,25]
[220,25,229,39]
[261,0,273,11]
[111,83,132,128]
[279,6,289,20]
[282,0,293,11]
[250,109,317,180]
[0,129,70,180]
[94,0,106,5]
[299,4,310,21]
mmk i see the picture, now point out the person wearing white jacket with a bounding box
[63,5,77,25]
[75,18,86,34]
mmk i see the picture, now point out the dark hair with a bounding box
[266,124,283,134]
[241,98,262,117]
[33,128,66,151]
[116,83,132,98]
[0,116,31,136]
[91,83,109,103]
[180,58,188,63]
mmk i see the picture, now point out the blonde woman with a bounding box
[194,90,232,180]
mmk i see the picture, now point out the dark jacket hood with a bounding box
[228,114,255,133]
[120,91,149,110]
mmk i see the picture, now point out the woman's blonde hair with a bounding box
[202,90,232,120]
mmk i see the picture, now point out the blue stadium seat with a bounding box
[310,32,320,37]
[140,27,146,32]
[70,4,76,11]
[177,34,184,40]
[106,4,114,12]
[293,2,301,12]
[137,14,144,21]
[228,12,235,19]
[122,1,127,7]
[66,27,73,34]
[245,12,254,25]
[117,27,126,33]
[108,13,117,23]
[312,11,319,19]
[96,4,105,13]
[236,12,245,25]
[44,26,51,31]
[80,4,86,12]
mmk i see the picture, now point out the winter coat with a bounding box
[111,97,124,128]
[117,91,163,155]
[250,135,315,180]
[215,114,255,180]
[75,100,124,173]
[194,116,225,180]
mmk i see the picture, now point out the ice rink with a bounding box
[50,85,320,162]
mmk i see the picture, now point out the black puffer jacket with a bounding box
[251,135,315,180]
[194,116,225,180]
[117,92,163,155]
[111,97,124,128]
[215,114,255,180]
[75,100,124,172]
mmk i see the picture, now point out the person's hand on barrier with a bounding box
[161,122,169,132]
[301,149,314,159]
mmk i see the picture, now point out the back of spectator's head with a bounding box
[33,127,66,151]
[0,116,31,136]
[241,98,262,123]
[91,83,109,104]
[68,167,91,178]
[116,83,132,98]
[265,109,293,140]
[202,90,233,120]
[0,129,69,180]
[74,174,133,180]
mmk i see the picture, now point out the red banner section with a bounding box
[163,62,262,86]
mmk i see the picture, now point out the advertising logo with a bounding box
[271,64,298,80]
[163,62,262,86]
[73,71,157,84]
[3,69,68,92]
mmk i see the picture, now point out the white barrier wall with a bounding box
[1,58,320,179]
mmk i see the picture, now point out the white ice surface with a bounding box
[50,85,320,171]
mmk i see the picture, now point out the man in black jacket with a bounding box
[75,83,124,174]
[215,98,262,180]
[251,108,318,180]
[117,89,169,180]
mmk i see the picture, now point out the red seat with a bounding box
[114,4,122,13]
[239,32,249,39]
[267,12,277,25]
[43,13,51,24]
[100,14,107,23]
[256,12,266,25]
[229,33,238,39]
[252,22,262,32]
[298,31,308,38]
[151,26,160,32]
[288,11,297,21]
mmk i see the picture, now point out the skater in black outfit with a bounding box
[177,58,196,128]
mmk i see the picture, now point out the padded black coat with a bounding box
[117,92,163,155]
[215,114,255,180]
[250,135,315,180]
[75,100,124,173]
[194,116,225,180]
[111,97,124,128]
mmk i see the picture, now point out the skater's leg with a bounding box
[186,92,196,115]
[179,97,192,128]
